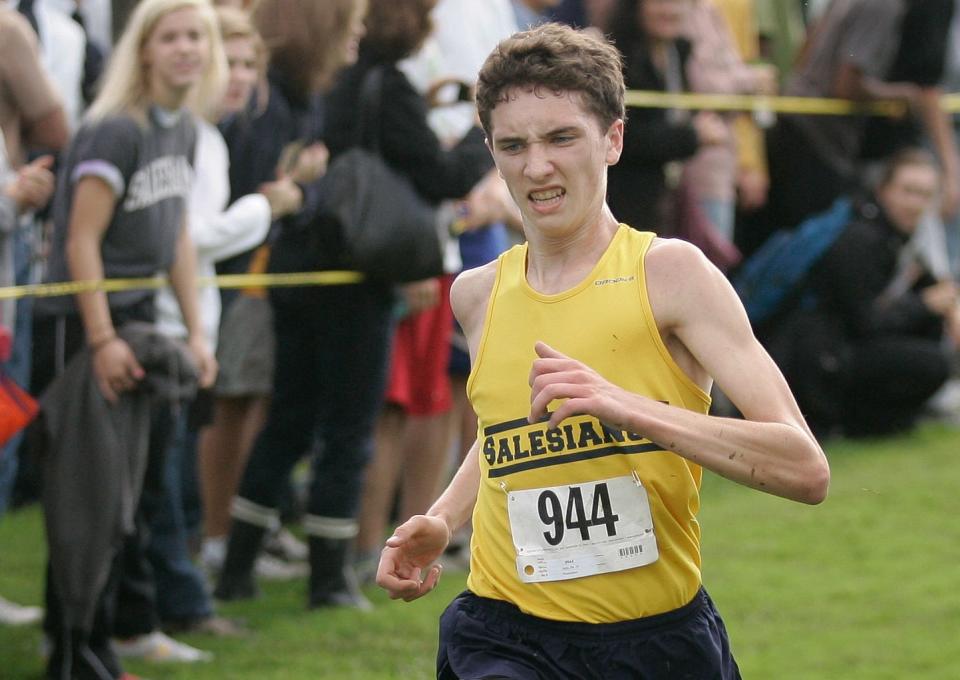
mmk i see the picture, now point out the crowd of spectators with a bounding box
[1,0,959,678]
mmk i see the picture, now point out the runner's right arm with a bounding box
[376,260,498,601]
[375,440,480,602]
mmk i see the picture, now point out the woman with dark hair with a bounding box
[215,0,493,611]
[199,4,362,583]
[213,0,384,609]
[324,0,492,201]
[333,0,498,578]
[606,0,727,232]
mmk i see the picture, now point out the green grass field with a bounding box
[2,424,959,678]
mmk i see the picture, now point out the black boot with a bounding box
[307,537,372,611]
[213,520,266,601]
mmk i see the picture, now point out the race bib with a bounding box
[506,473,658,583]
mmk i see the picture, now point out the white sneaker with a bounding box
[200,536,227,573]
[254,553,308,580]
[926,377,960,424]
[264,527,308,562]
[203,536,305,581]
[112,631,213,663]
[0,595,42,626]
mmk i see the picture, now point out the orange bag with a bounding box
[0,371,37,449]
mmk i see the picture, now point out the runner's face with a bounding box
[142,7,210,105]
[487,88,623,239]
[222,37,258,115]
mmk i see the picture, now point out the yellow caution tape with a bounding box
[624,90,909,117]
[3,90,957,302]
[938,93,960,114]
[0,270,366,301]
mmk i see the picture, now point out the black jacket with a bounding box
[607,37,700,232]
[268,51,493,290]
[763,196,941,415]
[324,52,493,204]
[762,196,949,432]
[217,68,326,313]
[807,197,941,341]
[40,323,197,634]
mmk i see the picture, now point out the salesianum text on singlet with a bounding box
[466,225,712,623]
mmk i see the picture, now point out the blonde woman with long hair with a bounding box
[85,0,227,124]
[34,1,225,677]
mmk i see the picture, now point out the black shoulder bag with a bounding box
[324,66,445,283]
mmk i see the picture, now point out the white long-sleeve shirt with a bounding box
[155,119,271,348]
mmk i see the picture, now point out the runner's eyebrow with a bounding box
[546,126,581,137]
[495,126,582,146]
[495,134,526,146]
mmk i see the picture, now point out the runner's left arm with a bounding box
[529,239,829,504]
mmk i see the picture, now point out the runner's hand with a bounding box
[529,341,631,430]
[376,514,449,602]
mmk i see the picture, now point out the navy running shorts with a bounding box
[437,588,741,679]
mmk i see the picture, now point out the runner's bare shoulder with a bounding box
[450,259,499,351]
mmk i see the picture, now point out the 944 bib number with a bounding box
[506,474,659,583]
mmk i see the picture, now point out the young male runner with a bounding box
[377,23,830,679]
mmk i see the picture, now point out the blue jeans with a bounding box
[146,408,212,623]
[0,226,35,515]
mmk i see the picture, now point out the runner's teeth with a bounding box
[531,189,563,201]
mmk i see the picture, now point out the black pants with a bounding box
[773,314,951,437]
[841,336,950,436]
[237,282,393,521]
[438,589,740,680]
